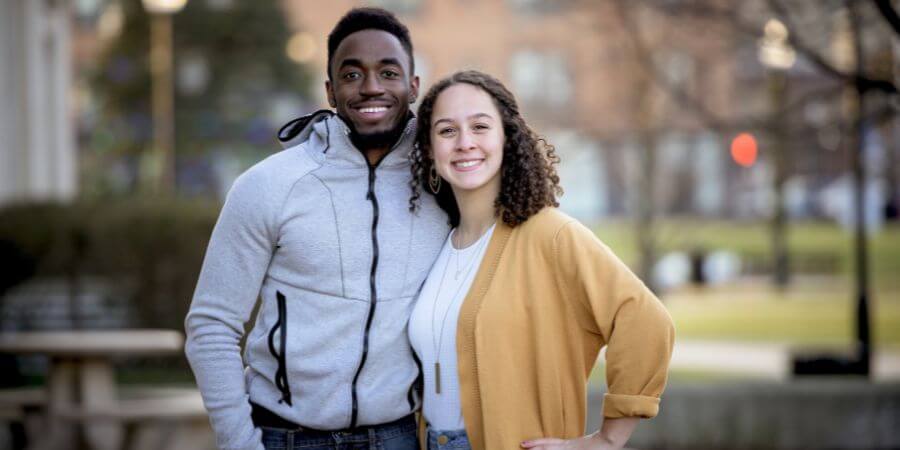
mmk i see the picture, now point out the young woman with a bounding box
[408,71,675,450]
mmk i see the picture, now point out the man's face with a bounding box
[326,29,419,140]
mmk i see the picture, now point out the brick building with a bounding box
[282,0,741,219]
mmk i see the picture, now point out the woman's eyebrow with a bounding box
[433,112,495,127]
[468,113,494,121]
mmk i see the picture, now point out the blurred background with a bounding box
[0,0,898,449]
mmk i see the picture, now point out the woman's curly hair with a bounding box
[409,70,562,227]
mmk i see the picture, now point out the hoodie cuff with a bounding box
[602,393,660,419]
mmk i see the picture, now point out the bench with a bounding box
[0,387,47,449]
[1,386,212,450]
[55,386,213,450]
[0,387,47,420]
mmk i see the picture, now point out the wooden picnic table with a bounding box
[0,329,184,450]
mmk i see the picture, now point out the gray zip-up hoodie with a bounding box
[184,112,449,450]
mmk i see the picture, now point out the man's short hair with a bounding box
[327,7,415,80]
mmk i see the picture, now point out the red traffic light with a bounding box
[731,133,758,168]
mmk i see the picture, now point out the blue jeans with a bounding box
[426,426,471,450]
[260,414,418,450]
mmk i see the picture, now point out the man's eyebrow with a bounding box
[337,58,363,70]
[380,57,403,67]
[337,58,404,70]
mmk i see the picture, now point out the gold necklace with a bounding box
[452,228,491,279]
[430,228,491,394]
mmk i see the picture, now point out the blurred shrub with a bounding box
[0,198,219,330]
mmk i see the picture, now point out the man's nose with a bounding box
[360,74,385,96]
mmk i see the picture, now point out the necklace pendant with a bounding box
[434,362,441,394]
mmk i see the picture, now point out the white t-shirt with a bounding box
[408,225,495,430]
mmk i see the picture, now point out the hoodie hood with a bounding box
[277,110,417,169]
[277,109,335,150]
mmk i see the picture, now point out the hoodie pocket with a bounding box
[267,291,292,406]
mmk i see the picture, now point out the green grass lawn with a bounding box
[592,219,900,289]
[588,219,900,347]
[663,281,900,348]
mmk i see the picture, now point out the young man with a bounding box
[185,8,448,450]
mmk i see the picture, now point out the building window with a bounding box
[506,0,570,14]
[368,0,421,15]
[413,53,430,99]
[509,50,571,107]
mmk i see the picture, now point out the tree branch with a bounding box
[642,0,897,95]
[609,0,895,136]
[611,0,738,131]
[873,0,900,36]
[766,0,897,94]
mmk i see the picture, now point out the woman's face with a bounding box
[429,83,505,196]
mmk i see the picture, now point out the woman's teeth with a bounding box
[454,160,480,168]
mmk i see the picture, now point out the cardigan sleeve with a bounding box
[553,220,675,419]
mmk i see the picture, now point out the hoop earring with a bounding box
[428,165,441,194]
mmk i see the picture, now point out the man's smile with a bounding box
[351,102,394,123]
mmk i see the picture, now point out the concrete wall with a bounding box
[588,380,900,449]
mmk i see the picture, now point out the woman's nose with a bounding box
[456,131,476,151]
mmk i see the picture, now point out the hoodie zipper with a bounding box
[349,162,381,429]
[268,291,292,406]
[347,119,415,429]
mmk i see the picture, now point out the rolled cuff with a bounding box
[602,393,660,419]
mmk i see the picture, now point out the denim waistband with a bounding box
[426,426,470,450]
[255,407,416,446]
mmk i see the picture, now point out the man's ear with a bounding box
[409,75,420,104]
[325,80,337,108]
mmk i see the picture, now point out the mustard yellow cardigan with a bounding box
[451,208,675,450]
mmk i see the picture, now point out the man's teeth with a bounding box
[455,160,480,168]
[359,106,387,113]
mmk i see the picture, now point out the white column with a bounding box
[0,0,26,204]
[48,0,77,200]
[24,0,52,199]
[0,0,76,207]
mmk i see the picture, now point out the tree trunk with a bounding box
[635,75,659,293]
[882,118,898,221]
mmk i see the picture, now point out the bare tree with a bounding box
[606,0,897,291]
[617,0,893,373]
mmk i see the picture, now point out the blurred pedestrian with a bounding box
[408,70,675,450]
[185,8,448,450]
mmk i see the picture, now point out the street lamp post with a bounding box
[846,2,871,377]
[142,0,188,194]
[791,6,871,377]
[758,19,796,288]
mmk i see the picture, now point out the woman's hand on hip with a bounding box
[520,417,639,450]
[520,433,621,450]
